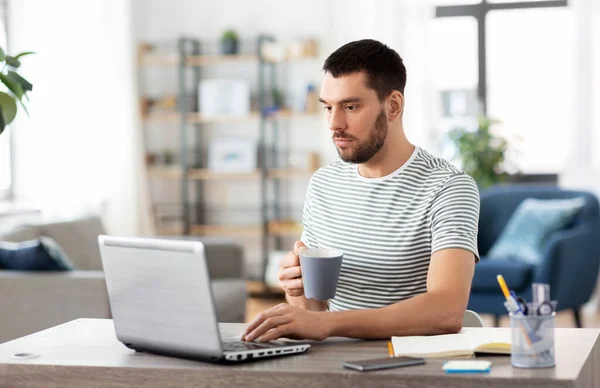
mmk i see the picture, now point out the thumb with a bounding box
[293,240,307,254]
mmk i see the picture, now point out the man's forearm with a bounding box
[286,294,327,311]
[323,291,465,339]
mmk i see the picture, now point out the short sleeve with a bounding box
[429,173,480,263]
[300,176,318,249]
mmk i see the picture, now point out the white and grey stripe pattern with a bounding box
[300,146,480,311]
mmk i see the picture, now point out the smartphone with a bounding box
[342,356,425,372]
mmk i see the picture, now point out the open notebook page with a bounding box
[392,328,511,358]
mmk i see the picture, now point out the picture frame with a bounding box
[208,138,257,173]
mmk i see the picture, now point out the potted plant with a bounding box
[448,116,514,188]
[220,29,239,55]
[0,46,34,135]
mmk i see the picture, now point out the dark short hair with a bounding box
[322,39,407,100]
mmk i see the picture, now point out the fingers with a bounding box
[278,265,302,281]
[241,303,287,340]
[256,324,294,342]
[293,240,307,255]
[280,278,303,297]
[245,315,291,342]
[280,251,300,269]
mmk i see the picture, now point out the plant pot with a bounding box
[220,40,238,55]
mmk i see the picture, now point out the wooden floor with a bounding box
[246,295,600,328]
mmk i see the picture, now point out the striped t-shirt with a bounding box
[300,146,480,311]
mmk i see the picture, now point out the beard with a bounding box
[333,109,388,164]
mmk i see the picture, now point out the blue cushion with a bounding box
[0,237,76,271]
[471,258,534,292]
[486,197,585,265]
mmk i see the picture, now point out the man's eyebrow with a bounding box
[318,97,363,105]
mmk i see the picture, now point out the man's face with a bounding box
[319,71,388,164]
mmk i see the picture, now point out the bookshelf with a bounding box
[138,35,320,288]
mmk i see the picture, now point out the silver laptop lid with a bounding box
[98,235,223,359]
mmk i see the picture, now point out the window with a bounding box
[487,8,573,173]
[433,1,569,174]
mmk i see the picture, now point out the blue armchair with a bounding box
[467,184,600,327]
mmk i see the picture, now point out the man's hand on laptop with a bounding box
[241,303,330,342]
[278,241,307,297]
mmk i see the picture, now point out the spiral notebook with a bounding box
[391,328,511,359]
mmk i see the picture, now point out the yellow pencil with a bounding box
[496,274,511,300]
[388,341,394,357]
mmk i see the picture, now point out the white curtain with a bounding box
[8,0,151,236]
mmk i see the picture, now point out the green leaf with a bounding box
[0,47,5,62]
[14,51,35,60]
[0,73,24,100]
[0,106,5,135]
[0,91,18,125]
[17,97,29,117]
[5,56,21,68]
[7,71,33,92]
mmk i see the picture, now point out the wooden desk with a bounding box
[0,319,598,388]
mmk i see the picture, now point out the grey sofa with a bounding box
[0,216,247,344]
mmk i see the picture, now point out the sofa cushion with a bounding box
[0,237,76,271]
[0,225,41,242]
[471,257,534,292]
[486,197,586,265]
[38,216,107,270]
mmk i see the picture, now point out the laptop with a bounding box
[98,235,310,363]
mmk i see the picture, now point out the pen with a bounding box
[497,275,536,346]
[388,341,394,357]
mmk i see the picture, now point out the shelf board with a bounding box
[187,54,259,66]
[188,169,261,181]
[156,224,184,235]
[143,110,321,124]
[140,53,259,67]
[144,111,261,123]
[140,53,318,68]
[149,167,315,181]
[268,168,315,179]
[191,224,262,237]
[185,221,301,238]
[147,166,183,178]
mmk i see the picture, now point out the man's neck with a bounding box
[357,130,415,179]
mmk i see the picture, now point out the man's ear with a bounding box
[387,91,404,121]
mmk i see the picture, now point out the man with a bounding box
[242,39,480,342]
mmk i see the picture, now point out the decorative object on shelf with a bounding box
[145,152,157,166]
[272,88,285,109]
[220,29,239,55]
[304,84,318,113]
[448,116,515,188]
[0,47,34,135]
[198,79,250,118]
[260,38,318,62]
[288,38,318,59]
[208,138,257,174]
[161,149,175,165]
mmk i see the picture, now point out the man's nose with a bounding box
[328,107,346,132]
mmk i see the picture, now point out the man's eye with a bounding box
[323,106,332,112]
[345,105,357,111]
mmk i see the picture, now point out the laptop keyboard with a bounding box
[222,341,279,352]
